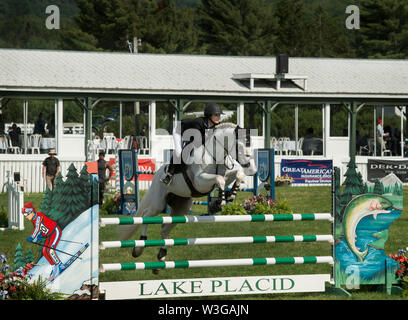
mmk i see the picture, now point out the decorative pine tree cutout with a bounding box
[59,164,82,226]
[46,172,65,228]
[78,164,91,213]
[373,179,384,195]
[91,175,99,206]
[25,248,34,264]
[341,159,364,206]
[38,163,97,231]
[13,243,25,271]
[40,187,53,215]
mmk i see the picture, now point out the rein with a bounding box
[204,128,235,170]
[205,126,252,169]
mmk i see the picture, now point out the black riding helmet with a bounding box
[204,103,224,118]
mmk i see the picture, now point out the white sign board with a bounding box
[100,274,331,300]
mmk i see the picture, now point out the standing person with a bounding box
[8,123,21,147]
[302,127,316,155]
[160,103,224,185]
[97,150,113,206]
[376,119,389,155]
[42,149,60,190]
[22,201,65,281]
[34,112,46,135]
[46,114,55,137]
[404,139,408,157]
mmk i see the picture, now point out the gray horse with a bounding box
[118,123,257,268]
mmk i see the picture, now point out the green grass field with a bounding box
[1,186,407,300]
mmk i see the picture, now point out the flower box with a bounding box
[275,180,292,187]
[275,174,293,187]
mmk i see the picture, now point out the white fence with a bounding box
[1,171,24,231]
[0,160,86,194]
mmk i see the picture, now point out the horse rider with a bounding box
[160,103,224,185]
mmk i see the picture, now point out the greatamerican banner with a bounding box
[280,159,333,184]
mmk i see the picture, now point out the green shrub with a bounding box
[0,206,7,228]
[253,203,272,215]
[1,259,65,300]
[244,195,293,215]
[220,196,293,216]
[220,202,247,215]
[272,199,293,214]
[12,276,66,300]
[402,279,408,299]
[101,196,116,214]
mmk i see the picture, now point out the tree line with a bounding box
[1,0,408,59]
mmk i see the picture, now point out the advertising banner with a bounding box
[137,158,156,181]
[367,159,408,183]
[86,158,155,181]
[280,159,333,184]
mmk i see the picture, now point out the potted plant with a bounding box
[275,174,293,187]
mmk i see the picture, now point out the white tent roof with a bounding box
[1,48,408,101]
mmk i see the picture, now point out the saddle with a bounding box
[165,163,213,198]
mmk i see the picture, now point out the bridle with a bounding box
[233,126,252,168]
[205,126,252,169]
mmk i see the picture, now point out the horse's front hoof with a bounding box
[220,200,226,206]
[157,248,167,261]
[132,247,144,258]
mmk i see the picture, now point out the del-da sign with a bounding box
[367,159,408,183]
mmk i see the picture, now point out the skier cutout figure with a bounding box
[22,201,65,281]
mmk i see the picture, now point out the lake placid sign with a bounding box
[99,274,331,300]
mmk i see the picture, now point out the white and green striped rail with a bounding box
[99,213,332,226]
[100,234,334,250]
[100,256,334,272]
[191,201,208,205]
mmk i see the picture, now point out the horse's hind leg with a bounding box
[132,224,148,258]
[152,197,192,275]
[119,182,167,258]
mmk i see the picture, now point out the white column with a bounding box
[237,102,244,127]
[56,99,63,155]
[295,104,299,145]
[149,100,156,156]
[23,100,28,153]
[323,103,330,157]
[401,106,405,157]
[119,101,123,139]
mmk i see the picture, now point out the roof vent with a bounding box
[276,54,289,74]
[232,54,307,91]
